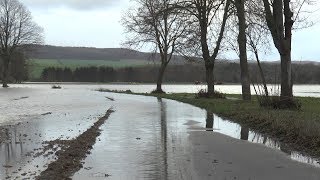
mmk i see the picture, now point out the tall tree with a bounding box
[233,0,251,100]
[0,0,43,87]
[261,0,314,99]
[122,0,190,93]
[183,0,231,95]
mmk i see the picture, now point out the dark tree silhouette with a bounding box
[182,0,231,96]
[122,0,190,93]
[233,0,251,100]
[261,0,315,100]
[0,0,43,87]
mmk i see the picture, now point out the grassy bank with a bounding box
[102,89,320,158]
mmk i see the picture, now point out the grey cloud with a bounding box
[23,0,125,10]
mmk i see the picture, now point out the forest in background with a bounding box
[39,62,320,84]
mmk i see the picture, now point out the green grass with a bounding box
[99,88,320,157]
[27,59,157,80]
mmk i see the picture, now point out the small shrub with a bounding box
[97,88,132,94]
[195,89,226,99]
[151,89,166,94]
[97,88,112,92]
[259,96,301,110]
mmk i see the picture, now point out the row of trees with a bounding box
[40,63,320,84]
[0,51,28,82]
[0,0,43,88]
[42,67,116,82]
[123,0,316,101]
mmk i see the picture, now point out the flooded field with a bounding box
[0,84,320,179]
[7,83,320,97]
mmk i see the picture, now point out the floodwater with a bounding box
[73,93,320,179]
[10,83,320,97]
[0,84,320,179]
[0,85,112,179]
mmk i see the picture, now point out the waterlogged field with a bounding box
[0,84,320,179]
[27,59,157,79]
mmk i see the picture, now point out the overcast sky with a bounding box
[22,0,320,61]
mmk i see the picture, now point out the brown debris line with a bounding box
[13,96,29,101]
[36,109,114,180]
[105,96,115,101]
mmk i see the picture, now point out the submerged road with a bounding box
[0,85,319,179]
[74,93,320,180]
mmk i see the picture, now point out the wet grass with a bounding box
[147,93,320,157]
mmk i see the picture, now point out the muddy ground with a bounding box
[37,109,114,179]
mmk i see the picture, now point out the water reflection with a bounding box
[240,126,249,140]
[280,143,292,154]
[157,97,168,180]
[203,109,320,167]
[0,125,24,178]
[205,111,213,131]
[73,94,320,180]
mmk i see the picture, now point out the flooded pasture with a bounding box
[0,84,320,179]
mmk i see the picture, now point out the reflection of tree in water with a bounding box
[248,132,320,167]
[251,132,282,150]
[0,125,23,177]
[280,143,292,154]
[240,126,249,140]
[157,97,169,180]
[206,111,214,131]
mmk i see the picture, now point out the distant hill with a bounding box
[11,45,318,82]
[28,45,187,64]
[28,45,320,64]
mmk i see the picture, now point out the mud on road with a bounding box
[36,109,114,180]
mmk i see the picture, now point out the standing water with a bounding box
[0,84,319,179]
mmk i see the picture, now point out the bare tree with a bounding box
[245,1,272,97]
[261,0,315,100]
[122,0,190,93]
[0,0,43,88]
[233,0,251,100]
[247,24,270,97]
[182,0,231,96]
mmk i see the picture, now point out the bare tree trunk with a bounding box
[240,126,249,140]
[206,111,214,131]
[235,0,251,100]
[156,63,168,93]
[282,0,293,99]
[205,64,215,95]
[262,0,294,100]
[280,53,292,98]
[2,58,9,88]
[254,50,269,97]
